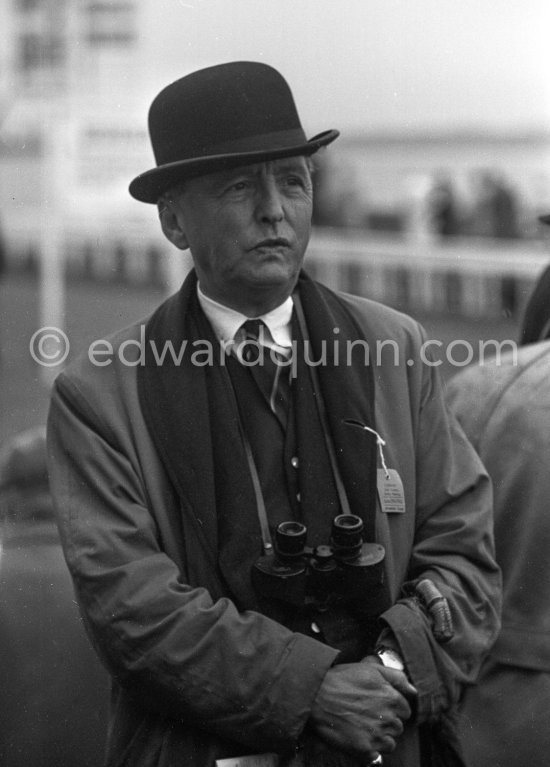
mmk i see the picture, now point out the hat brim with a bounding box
[540,214,550,225]
[129,129,339,203]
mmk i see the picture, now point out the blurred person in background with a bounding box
[519,222,550,344]
[490,173,520,239]
[0,212,6,277]
[446,212,550,766]
[429,175,461,238]
[467,171,520,239]
[0,213,6,365]
[47,61,500,767]
[0,427,108,767]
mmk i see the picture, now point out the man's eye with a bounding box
[228,181,248,192]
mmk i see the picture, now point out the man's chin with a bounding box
[243,262,300,289]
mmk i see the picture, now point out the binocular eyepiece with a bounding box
[275,520,308,559]
[275,514,365,560]
[252,513,386,612]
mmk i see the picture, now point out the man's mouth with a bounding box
[250,237,290,250]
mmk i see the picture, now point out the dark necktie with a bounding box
[239,319,291,429]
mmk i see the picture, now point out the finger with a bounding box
[394,677,418,700]
[378,667,418,699]
[373,733,397,754]
[379,713,404,739]
[392,694,413,722]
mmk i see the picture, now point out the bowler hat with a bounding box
[129,61,339,203]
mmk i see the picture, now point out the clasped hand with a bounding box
[309,656,417,762]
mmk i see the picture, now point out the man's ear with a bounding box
[159,203,190,251]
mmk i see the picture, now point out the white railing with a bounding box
[307,228,550,317]
[6,221,550,318]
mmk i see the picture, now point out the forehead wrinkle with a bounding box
[208,156,309,184]
[174,156,312,203]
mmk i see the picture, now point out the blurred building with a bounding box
[1,1,549,291]
[0,0,168,276]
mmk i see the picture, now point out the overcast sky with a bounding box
[139,0,550,137]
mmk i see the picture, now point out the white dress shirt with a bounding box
[197,284,293,357]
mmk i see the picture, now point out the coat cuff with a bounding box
[380,601,453,723]
[264,634,339,744]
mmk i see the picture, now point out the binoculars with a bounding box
[252,513,386,613]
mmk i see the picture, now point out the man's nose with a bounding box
[255,179,284,225]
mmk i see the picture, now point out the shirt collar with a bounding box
[197,284,293,348]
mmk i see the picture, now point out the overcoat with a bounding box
[47,276,500,766]
[447,340,550,766]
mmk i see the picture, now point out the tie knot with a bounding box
[237,320,291,428]
[237,319,289,366]
[241,319,267,342]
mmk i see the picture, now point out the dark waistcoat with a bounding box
[217,329,380,660]
[223,352,300,533]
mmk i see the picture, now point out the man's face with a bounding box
[167,156,313,312]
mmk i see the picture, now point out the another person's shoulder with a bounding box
[446,339,550,443]
[448,339,550,399]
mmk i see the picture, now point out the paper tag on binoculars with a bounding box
[377,469,405,514]
[215,754,279,767]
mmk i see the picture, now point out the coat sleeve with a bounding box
[377,330,502,724]
[47,371,338,753]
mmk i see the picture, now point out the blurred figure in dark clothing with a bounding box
[520,233,550,344]
[469,171,520,239]
[430,176,460,237]
[0,427,108,767]
[0,213,6,276]
[519,215,550,344]
[0,215,6,365]
[491,175,519,239]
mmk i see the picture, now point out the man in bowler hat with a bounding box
[47,62,500,766]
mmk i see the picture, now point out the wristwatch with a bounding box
[376,647,405,672]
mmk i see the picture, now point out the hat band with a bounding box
[157,128,308,166]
